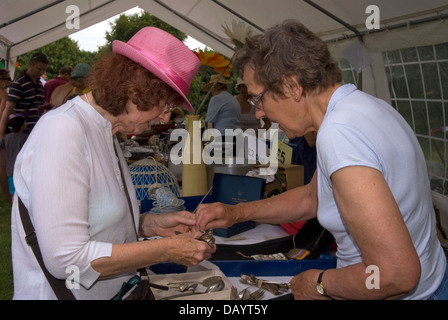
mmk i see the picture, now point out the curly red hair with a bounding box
[86,53,183,116]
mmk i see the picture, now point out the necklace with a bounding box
[84,93,91,105]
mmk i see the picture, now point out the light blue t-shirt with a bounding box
[205,91,241,134]
[317,84,445,299]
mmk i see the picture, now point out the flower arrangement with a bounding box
[190,50,231,114]
[222,20,253,50]
[193,50,231,78]
[191,20,253,114]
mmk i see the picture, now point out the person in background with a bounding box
[235,78,261,131]
[40,73,47,86]
[203,74,241,134]
[235,77,272,135]
[0,114,28,195]
[195,20,448,300]
[0,69,11,118]
[168,106,184,123]
[11,27,215,300]
[44,66,73,103]
[0,69,12,199]
[0,53,49,138]
[50,63,91,107]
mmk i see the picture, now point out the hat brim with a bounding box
[113,40,195,113]
[201,80,233,92]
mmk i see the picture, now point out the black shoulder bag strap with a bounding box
[18,197,76,300]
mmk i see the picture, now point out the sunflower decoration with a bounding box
[194,50,231,78]
[191,20,253,114]
[192,50,232,113]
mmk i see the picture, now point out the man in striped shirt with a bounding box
[0,53,49,139]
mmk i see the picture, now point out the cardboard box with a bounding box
[255,164,304,196]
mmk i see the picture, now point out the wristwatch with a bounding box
[316,271,331,298]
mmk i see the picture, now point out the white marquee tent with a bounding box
[1,0,448,228]
[1,0,447,101]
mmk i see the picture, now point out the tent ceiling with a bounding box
[1,0,448,61]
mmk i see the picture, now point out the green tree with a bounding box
[99,11,187,53]
[16,37,96,79]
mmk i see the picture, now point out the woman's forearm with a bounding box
[236,175,318,225]
[91,240,169,279]
[91,231,214,279]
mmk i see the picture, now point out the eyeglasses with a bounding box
[248,89,267,109]
[164,101,178,114]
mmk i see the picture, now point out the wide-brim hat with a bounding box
[113,27,200,113]
[201,74,233,92]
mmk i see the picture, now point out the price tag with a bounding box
[277,141,292,164]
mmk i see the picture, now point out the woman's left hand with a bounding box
[141,211,196,238]
[290,269,325,300]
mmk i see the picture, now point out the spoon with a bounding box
[168,275,222,289]
[162,279,225,299]
[178,283,198,292]
[205,279,224,293]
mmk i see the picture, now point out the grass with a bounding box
[0,197,12,300]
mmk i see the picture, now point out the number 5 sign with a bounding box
[277,141,293,164]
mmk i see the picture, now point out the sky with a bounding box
[69,7,207,52]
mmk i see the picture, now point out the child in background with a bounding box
[0,114,28,195]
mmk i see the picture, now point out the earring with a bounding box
[294,96,300,102]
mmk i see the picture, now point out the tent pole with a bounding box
[0,0,65,30]
[153,0,234,52]
[211,0,264,32]
[303,0,362,40]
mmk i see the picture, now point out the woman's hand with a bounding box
[162,231,217,266]
[195,202,239,231]
[140,211,196,238]
[290,269,326,300]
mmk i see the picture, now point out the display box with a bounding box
[211,173,265,237]
[255,164,304,195]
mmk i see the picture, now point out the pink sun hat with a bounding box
[113,27,201,113]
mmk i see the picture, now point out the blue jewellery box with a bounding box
[210,173,266,237]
